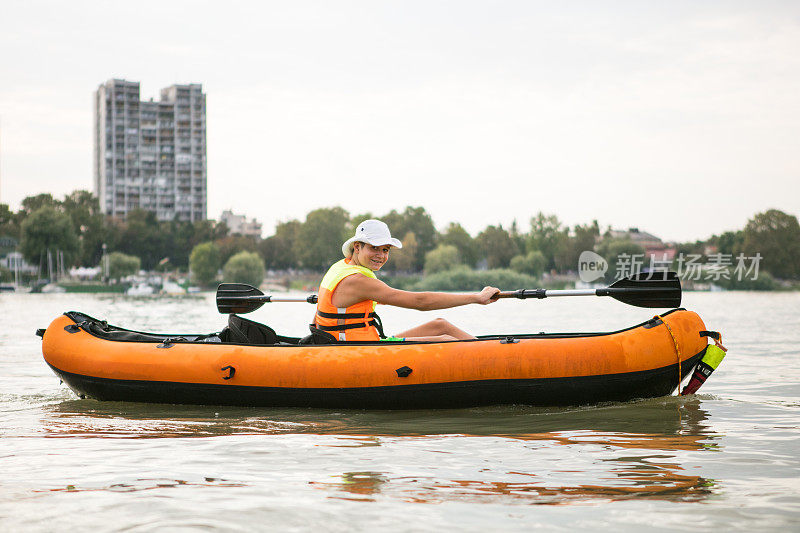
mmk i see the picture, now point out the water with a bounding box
[2,291,799,531]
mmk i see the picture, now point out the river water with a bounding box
[1,291,799,531]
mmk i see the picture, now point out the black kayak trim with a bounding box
[56,308,688,347]
[47,348,704,410]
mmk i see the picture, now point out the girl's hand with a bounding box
[475,286,500,305]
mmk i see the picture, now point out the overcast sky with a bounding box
[1,1,798,242]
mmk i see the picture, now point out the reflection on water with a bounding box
[312,468,714,505]
[43,395,714,440]
[39,477,245,494]
[308,446,716,506]
[311,472,389,502]
[35,395,721,505]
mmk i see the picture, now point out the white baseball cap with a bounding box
[342,219,403,257]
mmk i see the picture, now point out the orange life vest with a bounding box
[315,258,384,341]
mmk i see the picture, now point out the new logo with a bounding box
[578,251,608,283]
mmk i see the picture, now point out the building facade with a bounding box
[607,227,677,261]
[94,79,207,221]
[220,209,263,238]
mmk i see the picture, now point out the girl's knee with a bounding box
[428,318,451,335]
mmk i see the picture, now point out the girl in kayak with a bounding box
[314,219,499,342]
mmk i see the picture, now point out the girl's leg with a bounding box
[395,318,475,341]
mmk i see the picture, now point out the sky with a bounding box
[1,1,798,242]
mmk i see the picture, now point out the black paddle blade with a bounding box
[602,271,682,308]
[216,283,266,314]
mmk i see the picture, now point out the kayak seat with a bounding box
[221,314,279,345]
[299,325,337,345]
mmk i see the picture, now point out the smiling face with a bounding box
[352,242,391,271]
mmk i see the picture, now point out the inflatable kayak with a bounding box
[39,308,715,409]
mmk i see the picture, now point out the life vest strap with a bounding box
[316,320,380,332]
[315,313,386,339]
[316,310,379,320]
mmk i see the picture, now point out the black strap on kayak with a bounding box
[699,330,726,350]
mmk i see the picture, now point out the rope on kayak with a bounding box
[655,314,682,392]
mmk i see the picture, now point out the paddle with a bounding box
[216,283,318,314]
[217,272,681,314]
[496,271,681,308]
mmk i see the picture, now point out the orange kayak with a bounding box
[40,309,710,409]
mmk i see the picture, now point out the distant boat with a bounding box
[161,281,186,295]
[125,283,155,296]
[41,283,66,294]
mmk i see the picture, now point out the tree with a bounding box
[20,193,60,218]
[381,206,438,270]
[189,242,221,287]
[215,234,259,266]
[412,266,538,291]
[711,231,743,257]
[424,244,461,274]
[595,238,645,282]
[62,190,106,266]
[20,206,79,268]
[116,209,167,270]
[223,250,266,287]
[674,240,707,259]
[293,207,350,271]
[163,219,194,270]
[388,231,419,272]
[477,225,519,269]
[509,219,526,254]
[562,220,600,273]
[260,219,301,270]
[107,252,141,280]
[157,219,230,270]
[192,219,229,244]
[440,222,480,267]
[527,212,570,272]
[0,204,19,239]
[741,209,800,279]
[510,250,546,278]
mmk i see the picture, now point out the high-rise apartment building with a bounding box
[94,79,207,221]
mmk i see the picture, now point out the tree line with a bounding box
[0,191,226,276]
[1,190,798,286]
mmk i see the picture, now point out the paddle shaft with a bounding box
[223,295,318,304]
[497,287,675,299]
[228,288,671,303]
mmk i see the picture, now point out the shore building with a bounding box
[94,79,207,221]
[220,209,263,238]
[607,227,677,261]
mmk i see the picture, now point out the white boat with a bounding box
[41,283,66,293]
[125,283,155,296]
[161,281,187,295]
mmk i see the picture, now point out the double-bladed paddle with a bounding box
[216,272,681,314]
